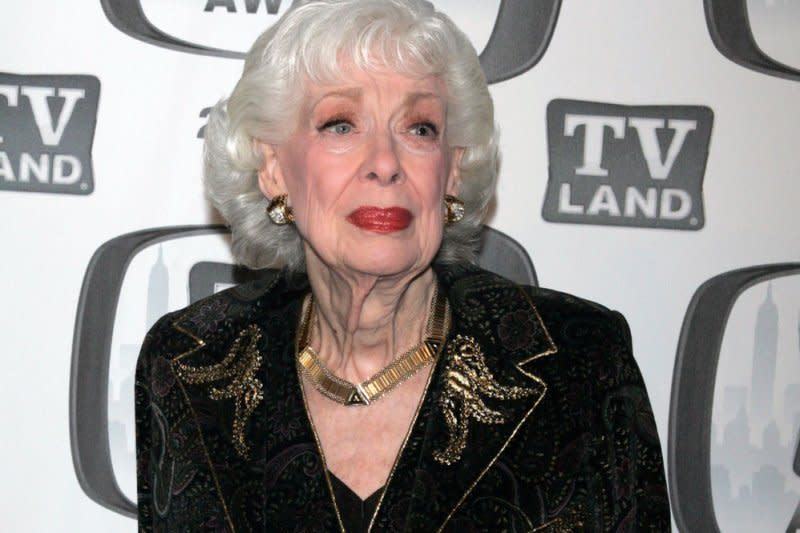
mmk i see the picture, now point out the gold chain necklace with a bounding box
[297,284,450,406]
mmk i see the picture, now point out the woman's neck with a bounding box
[304,255,436,383]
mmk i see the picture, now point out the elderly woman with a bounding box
[135,0,670,531]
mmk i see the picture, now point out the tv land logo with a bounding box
[0,74,99,195]
[543,99,713,230]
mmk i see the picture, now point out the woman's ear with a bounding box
[256,141,287,199]
[446,147,464,196]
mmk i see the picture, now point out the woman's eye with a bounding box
[320,119,353,135]
[409,122,438,137]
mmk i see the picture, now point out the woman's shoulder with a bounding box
[524,284,631,342]
[438,262,627,332]
[139,268,308,361]
[438,263,635,385]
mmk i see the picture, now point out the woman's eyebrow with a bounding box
[310,88,363,109]
[404,92,444,107]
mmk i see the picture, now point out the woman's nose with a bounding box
[364,130,402,185]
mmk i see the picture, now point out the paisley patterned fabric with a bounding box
[135,264,670,532]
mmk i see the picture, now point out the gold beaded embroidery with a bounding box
[433,334,538,465]
[175,324,264,458]
[529,505,586,532]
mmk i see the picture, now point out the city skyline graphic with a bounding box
[711,280,800,532]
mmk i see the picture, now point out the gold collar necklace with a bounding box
[297,284,450,406]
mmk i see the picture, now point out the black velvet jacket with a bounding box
[135,264,670,532]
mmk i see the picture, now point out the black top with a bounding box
[328,472,383,533]
[135,264,671,531]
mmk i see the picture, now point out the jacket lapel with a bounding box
[374,265,557,532]
[161,272,341,532]
[161,282,281,532]
[162,307,250,532]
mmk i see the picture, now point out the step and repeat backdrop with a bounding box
[1,1,799,531]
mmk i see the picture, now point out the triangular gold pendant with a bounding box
[345,390,366,405]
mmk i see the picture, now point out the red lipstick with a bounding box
[347,206,412,233]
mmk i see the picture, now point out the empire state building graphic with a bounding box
[146,245,169,330]
[751,283,778,426]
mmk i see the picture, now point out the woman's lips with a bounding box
[346,206,412,233]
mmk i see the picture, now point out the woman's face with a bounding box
[258,64,462,279]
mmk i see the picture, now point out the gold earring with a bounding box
[444,194,465,224]
[266,194,294,225]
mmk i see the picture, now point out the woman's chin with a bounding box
[348,260,417,279]
[342,251,426,279]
